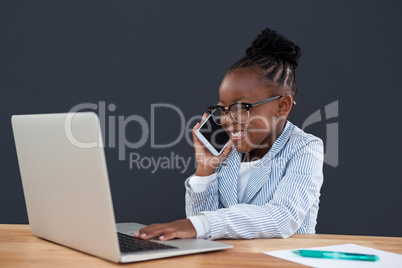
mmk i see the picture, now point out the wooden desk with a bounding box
[1,224,401,267]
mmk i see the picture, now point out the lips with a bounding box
[230,130,247,141]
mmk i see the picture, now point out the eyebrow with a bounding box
[219,96,247,105]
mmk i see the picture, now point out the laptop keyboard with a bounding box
[118,232,178,253]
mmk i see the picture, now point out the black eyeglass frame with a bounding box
[207,94,296,125]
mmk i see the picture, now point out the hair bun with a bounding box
[246,28,301,68]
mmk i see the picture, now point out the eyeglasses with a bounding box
[207,95,296,125]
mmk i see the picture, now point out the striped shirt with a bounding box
[184,120,324,240]
[188,160,261,238]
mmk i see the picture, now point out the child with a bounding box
[135,27,324,241]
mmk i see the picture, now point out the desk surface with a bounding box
[1,224,401,267]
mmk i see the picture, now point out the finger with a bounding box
[140,227,165,240]
[136,224,159,234]
[192,123,209,153]
[221,140,233,158]
[200,113,208,124]
[134,226,149,238]
[135,224,162,239]
[192,123,200,143]
[159,227,192,241]
[192,113,207,140]
[192,113,211,145]
[159,231,177,241]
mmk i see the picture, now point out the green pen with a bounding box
[292,249,379,261]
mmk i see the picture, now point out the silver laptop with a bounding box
[11,112,232,263]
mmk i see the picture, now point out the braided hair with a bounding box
[229,28,301,99]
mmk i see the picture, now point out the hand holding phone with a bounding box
[192,113,232,176]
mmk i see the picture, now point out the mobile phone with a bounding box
[195,114,230,156]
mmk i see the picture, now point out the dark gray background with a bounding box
[1,1,401,237]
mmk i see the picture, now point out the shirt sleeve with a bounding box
[185,173,220,217]
[187,215,211,238]
[188,173,217,193]
[199,138,324,240]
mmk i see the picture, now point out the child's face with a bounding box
[218,68,283,155]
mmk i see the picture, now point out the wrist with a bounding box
[195,168,215,177]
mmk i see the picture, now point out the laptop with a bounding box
[11,112,232,263]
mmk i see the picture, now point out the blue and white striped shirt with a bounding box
[185,120,324,240]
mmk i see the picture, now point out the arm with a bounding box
[134,114,231,241]
[200,139,324,239]
[184,173,220,217]
[185,113,231,216]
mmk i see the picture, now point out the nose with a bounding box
[220,112,234,127]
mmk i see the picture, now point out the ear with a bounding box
[275,95,293,117]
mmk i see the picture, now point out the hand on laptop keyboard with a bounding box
[118,232,177,253]
[134,219,197,241]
